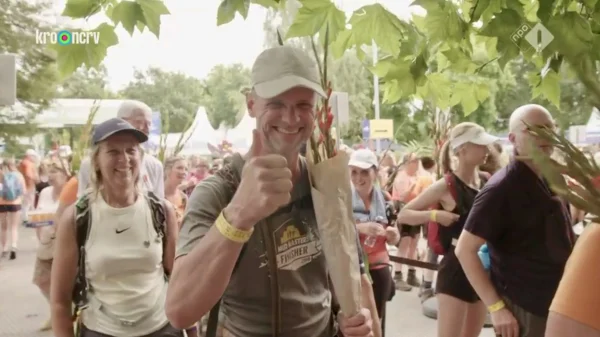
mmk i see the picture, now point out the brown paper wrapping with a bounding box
[307,151,362,316]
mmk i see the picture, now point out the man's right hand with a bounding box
[226,130,293,230]
[490,307,519,337]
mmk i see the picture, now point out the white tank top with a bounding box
[81,193,169,336]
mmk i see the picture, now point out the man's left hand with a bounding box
[337,308,374,337]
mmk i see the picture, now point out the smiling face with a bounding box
[48,165,68,187]
[247,87,316,157]
[95,132,142,190]
[169,159,188,184]
[350,166,376,195]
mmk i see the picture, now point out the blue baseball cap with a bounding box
[92,118,148,145]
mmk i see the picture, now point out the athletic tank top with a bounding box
[81,193,168,336]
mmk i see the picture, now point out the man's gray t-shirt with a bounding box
[176,154,336,337]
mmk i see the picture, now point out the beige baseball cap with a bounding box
[251,46,326,99]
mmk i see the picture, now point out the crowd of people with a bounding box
[0,45,598,337]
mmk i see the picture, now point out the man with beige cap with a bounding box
[168,46,377,337]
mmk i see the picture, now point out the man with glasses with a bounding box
[455,104,574,337]
[77,100,164,198]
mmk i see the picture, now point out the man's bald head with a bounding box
[508,104,552,133]
[508,104,554,156]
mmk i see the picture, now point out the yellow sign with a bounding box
[369,119,394,139]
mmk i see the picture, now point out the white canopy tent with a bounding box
[219,112,255,153]
[149,107,218,156]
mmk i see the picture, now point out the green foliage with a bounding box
[71,101,100,173]
[242,0,600,117]
[119,67,206,133]
[527,125,600,219]
[57,65,117,99]
[202,64,251,129]
[0,0,59,144]
[56,0,169,77]
[156,111,196,163]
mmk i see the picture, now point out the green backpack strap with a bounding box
[144,191,169,277]
[72,193,93,318]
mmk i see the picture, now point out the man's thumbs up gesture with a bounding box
[226,130,293,230]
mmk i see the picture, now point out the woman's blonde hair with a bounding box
[439,122,487,173]
[2,158,16,170]
[164,156,187,180]
[87,143,144,198]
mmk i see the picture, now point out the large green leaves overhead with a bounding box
[51,23,119,78]
[286,0,345,44]
[54,0,600,114]
[233,0,600,113]
[55,0,169,76]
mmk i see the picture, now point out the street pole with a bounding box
[372,41,381,154]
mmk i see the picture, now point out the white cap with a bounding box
[251,46,326,99]
[25,149,38,157]
[58,145,72,157]
[348,149,378,169]
[450,127,499,150]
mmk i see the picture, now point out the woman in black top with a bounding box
[397,122,499,337]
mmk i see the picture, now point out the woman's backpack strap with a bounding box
[72,193,93,317]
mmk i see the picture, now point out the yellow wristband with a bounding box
[487,300,506,313]
[215,211,253,243]
[430,210,438,222]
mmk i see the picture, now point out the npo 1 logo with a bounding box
[35,30,100,46]
[510,23,554,52]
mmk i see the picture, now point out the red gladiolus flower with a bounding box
[592,175,600,189]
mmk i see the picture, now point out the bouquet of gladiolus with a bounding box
[305,29,361,317]
[526,125,600,222]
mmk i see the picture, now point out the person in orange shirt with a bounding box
[163,156,198,337]
[546,223,600,337]
[55,176,78,221]
[19,149,39,215]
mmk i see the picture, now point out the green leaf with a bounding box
[110,1,145,36]
[440,48,479,73]
[330,29,354,58]
[136,0,170,37]
[479,9,525,68]
[346,4,407,57]
[450,82,490,115]
[251,0,279,8]
[285,0,346,45]
[62,0,102,18]
[217,0,250,26]
[53,23,119,78]
[532,69,561,107]
[463,0,502,24]
[545,12,594,59]
[416,73,452,109]
[418,3,468,44]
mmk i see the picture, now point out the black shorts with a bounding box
[0,204,21,213]
[369,267,394,319]
[435,248,480,303]
[400,224,421,238]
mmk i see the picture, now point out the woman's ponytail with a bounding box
[439,140,452,174]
